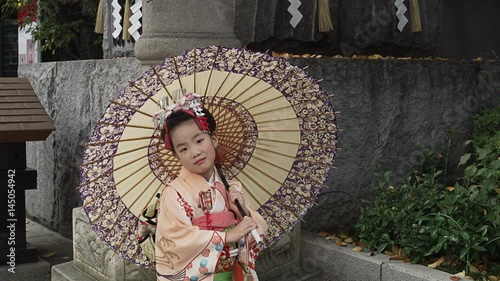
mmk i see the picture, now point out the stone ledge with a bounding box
[52,261,97,281]
[300,231,453,281]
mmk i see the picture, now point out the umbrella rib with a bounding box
[172,56,184,90]
[244,154,317,205]
[110,100,153,118]
[233,165,302,221]
[217,116,246,133]
[193,49,197,93]
[78,169,113,191]
[131,82,159,106]
[79,151,147,192]
[220,54,264,101]
[245,83,318,113]
[97,121,154,130]
[89,163,151,224]
[237,63,299,106]
[256,112,336,125]
[257,145,335,169]
[86,136,154,146]
[258,138,300,146]
[230,79,261,102]
[258,204,288,240]
[237,84,275,105]
[259,128,337,133]
[79,143,150,168]
[204,46,221,98]
[256,146,295,160]
[123,172,159,214]
[153,67,173,100]
[258,137,337,151]
[114,215,141,257]
[209,48,245,108]
[259,138,338,152]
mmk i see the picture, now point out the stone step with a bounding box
[51,261,97,281]
[265,268,324,281]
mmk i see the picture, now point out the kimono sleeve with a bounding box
[155,185,226,280]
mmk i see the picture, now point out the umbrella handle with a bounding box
[216,164,263,244]
[235,198,262,244]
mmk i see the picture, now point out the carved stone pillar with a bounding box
[135,0,241,66]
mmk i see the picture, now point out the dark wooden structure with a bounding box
[0,77,55,264]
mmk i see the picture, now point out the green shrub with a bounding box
[355,108,500,278]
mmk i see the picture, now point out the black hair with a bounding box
[161,108,216,152]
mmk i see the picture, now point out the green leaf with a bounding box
[462,232,470,241]
[377,243,389,254]
[459,154,472,166]
[459,247,469,259]
[476,147,490,160]
[464,166,477,178]
[471,245,487,252]
[482,178,496,190]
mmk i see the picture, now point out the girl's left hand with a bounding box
[228,182,248,219]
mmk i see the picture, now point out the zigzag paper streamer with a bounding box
[128,0,142,41]
[394,0,408,32]
[112,0,122,38]
[288,0,303,28]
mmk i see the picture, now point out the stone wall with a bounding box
[19,59,142,237]
[18,58,500,238]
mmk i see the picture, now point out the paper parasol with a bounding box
[79,46,338,268]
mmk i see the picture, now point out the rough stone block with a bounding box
[381,261,453,281]
[72,207,155,281]
[51,261,96,281]
[300,231,383,281]
[19,59,142,238]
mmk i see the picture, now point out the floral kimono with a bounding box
[155,167,268,281]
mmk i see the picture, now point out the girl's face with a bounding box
[170,119,218,181]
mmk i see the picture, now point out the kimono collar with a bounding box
[177,166,222,189]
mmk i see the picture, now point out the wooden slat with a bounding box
[0,102,44,109]
[0,109,48,116]
[0,78,30,84]
[0,96,40,102]
[0,78,55,142]
[0,90,36,97]
[0,84,34,90]
[0,115,52,123]
[0,130,55,143]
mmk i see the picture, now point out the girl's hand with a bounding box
[228,182,249,219]
[225,216,257,244]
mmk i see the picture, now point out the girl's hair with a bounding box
[161,108,216,152]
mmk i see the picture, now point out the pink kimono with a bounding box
[155,167,268,281]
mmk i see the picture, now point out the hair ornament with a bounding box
[152,89,210,133]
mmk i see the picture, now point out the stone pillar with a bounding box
[135,0,241,66]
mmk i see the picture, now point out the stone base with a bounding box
[62,207,155,281]
[134,35,241,66]
[51,261,95,281]
[0,257,50,281]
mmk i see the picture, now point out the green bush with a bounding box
[355,108,500,278]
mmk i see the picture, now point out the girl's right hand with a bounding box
[225,216,257,244]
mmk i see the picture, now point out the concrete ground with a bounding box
[0,219,73,281]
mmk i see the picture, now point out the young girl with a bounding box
[154,92,268,281]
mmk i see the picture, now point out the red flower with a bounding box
[202,249,210,257]
[212,236,222,245]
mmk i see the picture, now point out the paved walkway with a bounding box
[0,219,73,281]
